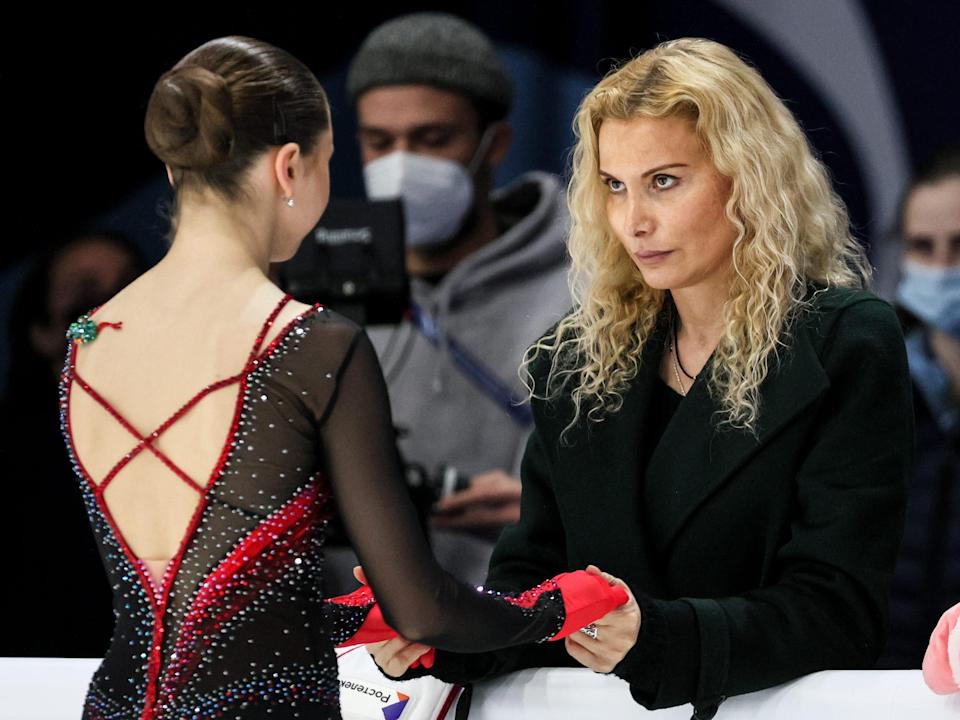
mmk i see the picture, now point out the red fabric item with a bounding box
[328,584,436,668]
[333,586,392,643]
[548,571,630,641]
[327,569,628,667]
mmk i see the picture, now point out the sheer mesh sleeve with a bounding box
[314,317,575,652]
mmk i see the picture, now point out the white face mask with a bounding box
[897,259,960,337]
[362,127,496,249]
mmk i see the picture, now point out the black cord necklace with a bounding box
[671,307,697,381]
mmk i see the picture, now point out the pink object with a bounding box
[922,601,960,694]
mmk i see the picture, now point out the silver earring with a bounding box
[282,196,295,207]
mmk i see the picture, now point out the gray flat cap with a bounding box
[346,12,513,119]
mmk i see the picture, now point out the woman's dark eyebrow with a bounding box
[598,163,688,179]
[641,163,688,178]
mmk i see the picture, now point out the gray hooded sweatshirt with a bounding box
[368,170,571,485]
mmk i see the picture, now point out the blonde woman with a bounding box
[370,37,913,716]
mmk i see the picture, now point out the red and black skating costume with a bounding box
[59,293,624,720]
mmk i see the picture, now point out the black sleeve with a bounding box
[315,322,567,652]
[394,355,584,683]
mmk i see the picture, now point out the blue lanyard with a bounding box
[409,303,533,428]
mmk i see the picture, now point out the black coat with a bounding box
[425,286,914,715]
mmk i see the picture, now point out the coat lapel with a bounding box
[563,329,666,588]
[644,321,830,549]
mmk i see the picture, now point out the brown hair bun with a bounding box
[144,36,329,203]
[145,64,234,171]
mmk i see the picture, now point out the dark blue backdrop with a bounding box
[1,0,956,391]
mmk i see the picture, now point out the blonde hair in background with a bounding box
[523,37,870,438]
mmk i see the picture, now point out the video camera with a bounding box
[278,198,409,325]
[277,199,469,540]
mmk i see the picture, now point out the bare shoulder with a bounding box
[80,272,150,319]
[285,299,315,315]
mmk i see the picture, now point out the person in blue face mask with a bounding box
[879,145,960,669]
[335,13,572,590]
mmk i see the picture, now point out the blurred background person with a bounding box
[342,12,572,586]
[0,231,146,657]
[879,146,960,668]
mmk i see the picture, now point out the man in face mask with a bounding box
[344,13,571,585]
[878,146,960,670]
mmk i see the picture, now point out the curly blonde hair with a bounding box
[523,38,870,437]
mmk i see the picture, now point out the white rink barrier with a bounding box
[2,656,959,719]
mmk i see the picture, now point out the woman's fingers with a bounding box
[565,627,596,650]
[585,565,638,617]
[352,565,368,586]
[566,566,643,673]
[393,641,430,671]
[586,564,635,604]
[367,636,431,678]
[565,634,616,673]
[587,564,632,593]
[585,564,614,582]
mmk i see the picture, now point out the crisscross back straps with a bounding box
[70,293,294,494]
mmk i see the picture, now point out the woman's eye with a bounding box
[652,174,678,190]
[605,178,625,193]
[906,236,933,255]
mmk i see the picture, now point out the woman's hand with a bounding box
[563,565,641,673]
[367,636,434,678]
